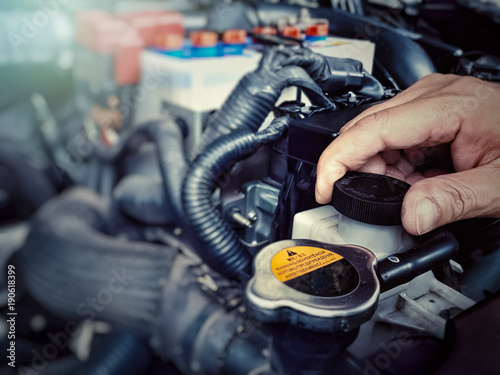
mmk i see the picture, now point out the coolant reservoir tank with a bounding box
[293,172,411,259]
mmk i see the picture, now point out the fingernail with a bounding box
[415,198,438,235]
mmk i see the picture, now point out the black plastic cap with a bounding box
[331,171,410,226]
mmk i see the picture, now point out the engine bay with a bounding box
[1,1,500,374]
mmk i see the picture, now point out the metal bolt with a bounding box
[230,210,252,228]
[247,212,258,222]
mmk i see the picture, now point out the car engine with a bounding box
[0,1,499,374]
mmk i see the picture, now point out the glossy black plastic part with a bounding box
[332,171,411,226]
[377,229,459,292]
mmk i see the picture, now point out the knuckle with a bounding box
[359,110,389,130]
[456,75,482,88]
[421,73,445,83]
[440,178,478,220]
[316,156,326,172]
[418,73,459,93]
[414,73,448,89]
[412,176,478,223]
[323,156,340,172]
[447,76,485,98]
[316,153,330,174]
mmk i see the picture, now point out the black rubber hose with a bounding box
[36,333,151,375]
[102,49,330,227]
[191,48,332,159]
[94,124,151,163]
[151,121,188,224]
[18,189,177,336]
[96,119,187,224]
[0,140,56,212]
[183,116,291,279]
[114,175,175,225]
[110,51,329,225]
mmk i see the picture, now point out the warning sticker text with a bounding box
[271,246,343,282]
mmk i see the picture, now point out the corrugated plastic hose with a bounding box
[182,116,292,279]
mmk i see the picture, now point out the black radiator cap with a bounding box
[332,171,410,226]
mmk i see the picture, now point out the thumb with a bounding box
[401,164,500,235]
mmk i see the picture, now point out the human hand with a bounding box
[315,73,500,235]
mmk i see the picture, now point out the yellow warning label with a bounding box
[271,246,344,282]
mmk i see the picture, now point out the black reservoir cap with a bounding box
[332,171,411,226]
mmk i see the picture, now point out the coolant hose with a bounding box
[114,175,175,225]
[183,116,291,279]
[113,49,329,225]
[17,189,177,336]
[153,121,188,223]
[97,119,187,224]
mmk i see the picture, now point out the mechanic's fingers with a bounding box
[382,150,401,164]
[405,171,425,185]
[402,163,500,235]
[385,166,407,181]
[393,156,416,177]
[358,154,387,175]
[422,169,449,178]
[340,99,407,134]
[315,97,462,204]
